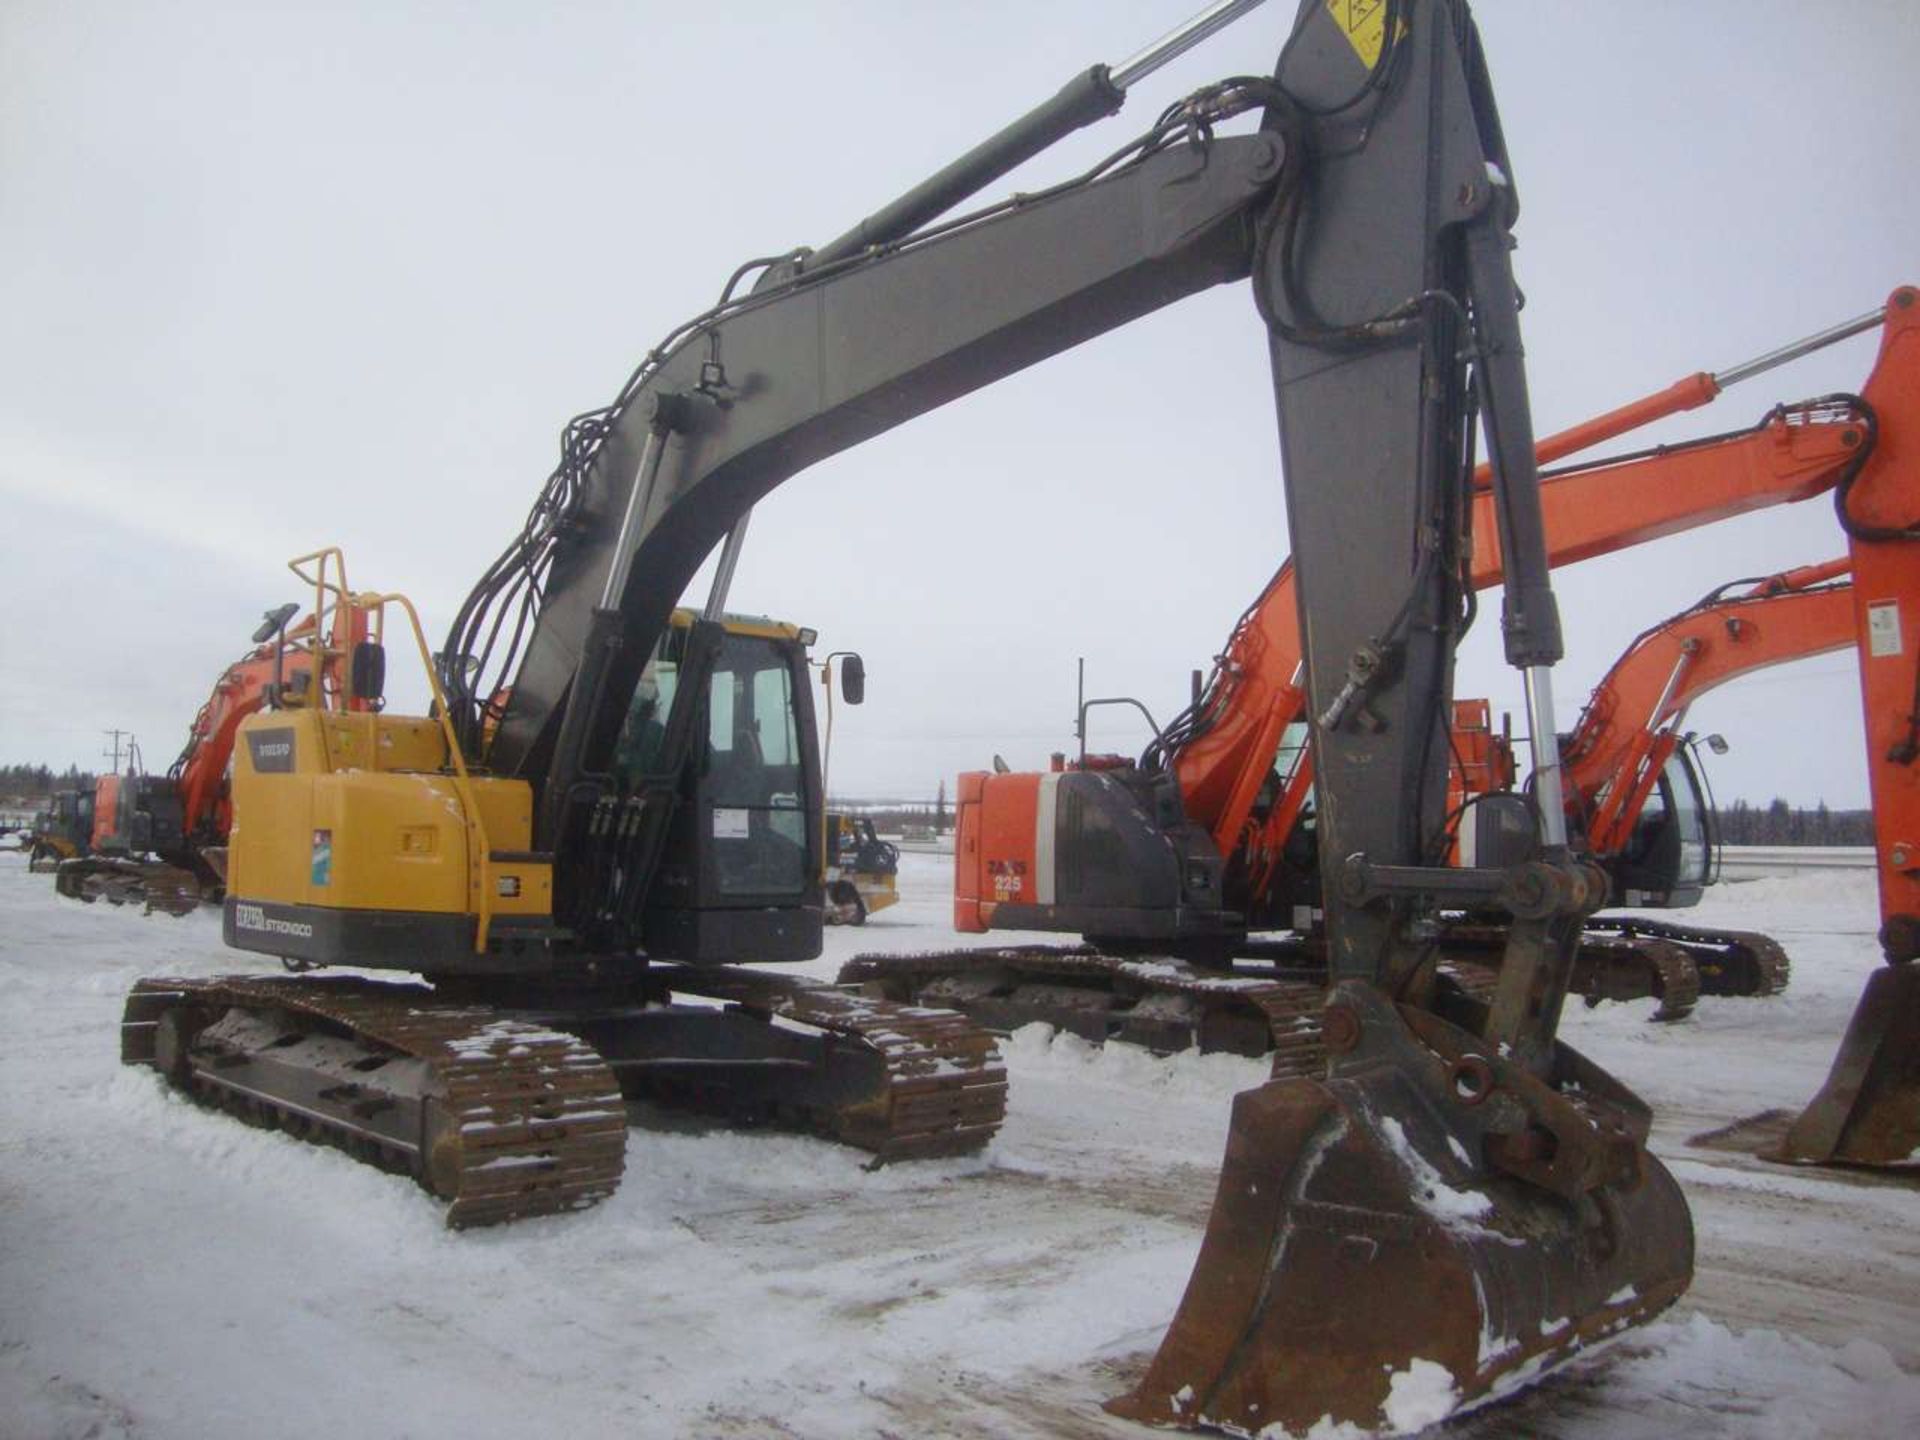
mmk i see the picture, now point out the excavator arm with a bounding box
[1774,289,1920,1168]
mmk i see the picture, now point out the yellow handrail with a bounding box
[279,546,498,955]
[284,548,354,772]
[356,587,498,954]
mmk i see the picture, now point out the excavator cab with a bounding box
[89,773,187,861]
[29,789,92,868]
[221,561,828,973]
[636,611,825,963]
[1608,747,1717,907]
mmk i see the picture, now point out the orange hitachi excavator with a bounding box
[1129,376,1874,924]
[55,602,367,913]
[1438,561,1857,1015]
[1472,306,1920,1179]
[854,285,1920,1189]
[1554,290,1918,1175]
[845,293,1905,1048]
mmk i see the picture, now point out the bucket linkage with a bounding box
[1111,862,1695,1434]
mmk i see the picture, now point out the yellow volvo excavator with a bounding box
[120,3,1725,1431]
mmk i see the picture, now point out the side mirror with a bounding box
[1704,733,1729,756]
[840,654,865,706]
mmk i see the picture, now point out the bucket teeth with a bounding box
[1108,983,1693,1433]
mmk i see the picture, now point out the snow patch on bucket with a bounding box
[1376,1114,1492,1223]
[1380,1357,1461,1432]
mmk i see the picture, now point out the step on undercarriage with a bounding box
[123,968,1007,1227]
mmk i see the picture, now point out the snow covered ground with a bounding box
[3,850,1917,1440]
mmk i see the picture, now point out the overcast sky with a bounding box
[3,2,1915,808]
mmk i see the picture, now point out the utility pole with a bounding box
[101,729,134,774]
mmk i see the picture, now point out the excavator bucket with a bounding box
[1772,962,1920,1166]
[1108,984,1692,1434]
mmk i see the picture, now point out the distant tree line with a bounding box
[832,788,951,834]
[837,792,1874,847]
[0,763,97,801]
[1713,798,1873,846]
[834,805,951,835]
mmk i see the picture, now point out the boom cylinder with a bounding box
[1714,306,1885,389]
[1109,0,1272,87]
[1465,213,1562,671]
[805,0,1270,270]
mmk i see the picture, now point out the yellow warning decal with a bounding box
[1325,0,1391,70]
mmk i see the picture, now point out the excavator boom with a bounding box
[1567,561,1855,857]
